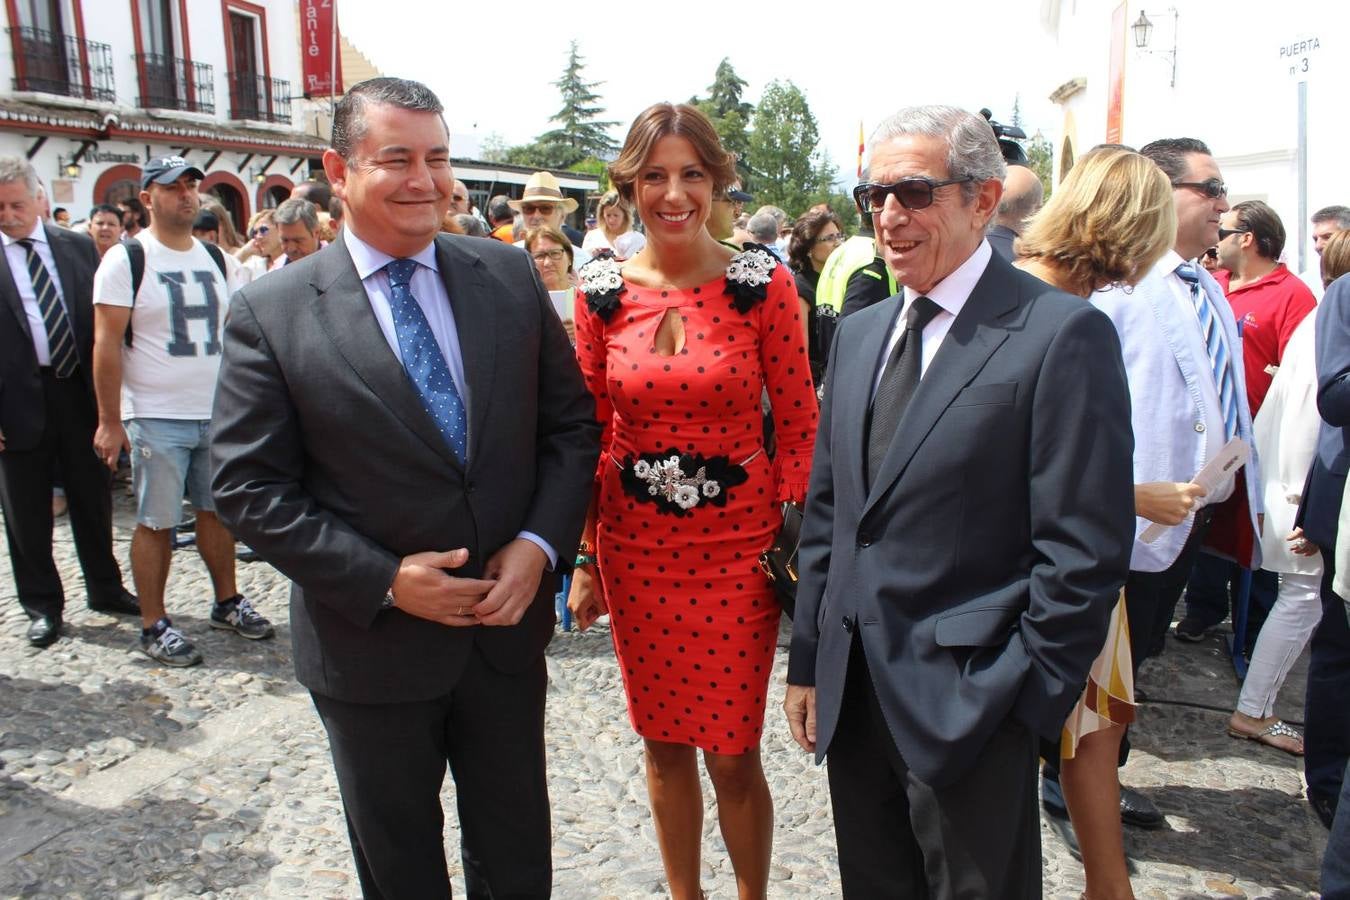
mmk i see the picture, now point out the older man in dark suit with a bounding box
[210,78,599,898]
[784,106,1135,897]
[0,156,137,647]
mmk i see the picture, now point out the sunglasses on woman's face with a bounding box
[852,176,976,215]
[249,225,271,238]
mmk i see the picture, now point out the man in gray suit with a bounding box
[210,78,599,898]
[784,106,1135,896]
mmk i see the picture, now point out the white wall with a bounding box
[1045,0,1348,273]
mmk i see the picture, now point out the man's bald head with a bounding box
[996,164,1044,233]
[450,179,471,214]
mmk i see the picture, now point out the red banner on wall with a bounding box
[1105,2,1126,143]
[301,0,343,98]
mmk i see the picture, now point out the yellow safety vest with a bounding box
[815,235,894,312]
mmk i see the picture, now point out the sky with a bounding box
[335,0,1064,189]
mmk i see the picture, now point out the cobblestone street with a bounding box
[0,493,1328,898]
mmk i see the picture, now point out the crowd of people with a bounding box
[2,73,1349,899]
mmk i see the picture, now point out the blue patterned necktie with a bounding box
[1176,262,1238,440]
[384,259,467,461]
[18,239,77,378]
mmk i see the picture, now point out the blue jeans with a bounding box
[1324,759,1350,897]
[1181,551,1276,652]
[125,418,214,529]
[1308,553,1350,825]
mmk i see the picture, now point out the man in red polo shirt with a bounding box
[1214,200,1317,415]
[1177,199,1317,643]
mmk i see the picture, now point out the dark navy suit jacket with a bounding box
[787,250,1136,787]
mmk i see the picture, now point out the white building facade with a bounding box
[1041,0,1347,275]
[0,0,327,232]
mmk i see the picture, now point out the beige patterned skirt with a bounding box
[1061,591,1136,759]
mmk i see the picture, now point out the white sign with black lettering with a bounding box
[1279,35,1321,81]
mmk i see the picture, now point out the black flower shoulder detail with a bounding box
[723,243,779,314]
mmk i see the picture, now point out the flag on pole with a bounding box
[856,121,864,178]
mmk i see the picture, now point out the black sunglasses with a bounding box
[1173,178,1227,199]
[853,175,976,215]
[1217,227,1249,242]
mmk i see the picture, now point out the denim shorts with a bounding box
[126,418,214,529]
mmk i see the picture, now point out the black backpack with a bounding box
[120,238,227,347]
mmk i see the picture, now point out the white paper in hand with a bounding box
[1139,437,1249,544]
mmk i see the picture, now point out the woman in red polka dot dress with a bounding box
[568,103,818,900]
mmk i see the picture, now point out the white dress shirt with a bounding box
[2,221,69,365]
[873,239,992,396]
[343,226,557,568]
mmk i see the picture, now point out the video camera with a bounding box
[980,108,1028,164]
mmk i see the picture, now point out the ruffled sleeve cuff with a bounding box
[773,453,811,504]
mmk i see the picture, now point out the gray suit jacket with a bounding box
[787,251,1135,786]
[0,224,101,448]
[210,234,599,703]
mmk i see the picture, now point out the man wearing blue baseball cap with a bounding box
[90,155,270,667]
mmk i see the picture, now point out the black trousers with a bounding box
[826,638,1040,899]
[311,646,551,900]
[0,369,123,619]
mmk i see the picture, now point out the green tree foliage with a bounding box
[690,58,753,177]
[534,41,618,166]
[1027,131,1054,199]
[744,80,834,215]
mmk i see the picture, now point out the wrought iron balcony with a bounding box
[136,53,214,114]
[227,71,292,125]
[7,25,115,102]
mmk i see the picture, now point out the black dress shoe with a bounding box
[27,615,61,647]
[1120,786,1164,828]
[88,589,140,616]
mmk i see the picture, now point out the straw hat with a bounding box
[507,172,579,213]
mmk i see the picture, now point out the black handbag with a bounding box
[758,502,804,618]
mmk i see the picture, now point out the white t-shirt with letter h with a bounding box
[93,233,241,420]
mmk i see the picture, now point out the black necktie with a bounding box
[18,238,76,378]
[867,296,941,486]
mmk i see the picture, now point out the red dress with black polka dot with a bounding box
[575,258,819,754]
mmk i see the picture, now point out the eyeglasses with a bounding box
[853,176,976,215]
[531,249,567,263]
[1217,227,1249,242]
[814,233,845,246]
[249,225,271,238]
[521,203,560,216]
[1173,178,1227,199]
[1204,247,1219,260]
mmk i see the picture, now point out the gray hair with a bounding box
[453,214,487,237]
[332,77,446,160]
[1313,205,1350,230]
[869,105,1007,202]
[0,156,39,196]
[747,211,780,243]
[752,205,787,227]
[273,197,319,231]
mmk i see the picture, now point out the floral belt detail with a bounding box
[616,449,756,516]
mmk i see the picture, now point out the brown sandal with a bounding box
[1227,719,1304,756]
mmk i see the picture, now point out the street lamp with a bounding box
[1133,8,1179,88]
[1131,12,1152,49]
[57,156,81,179]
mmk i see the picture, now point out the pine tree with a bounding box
[691,58,753,177]
[535,41,619,166]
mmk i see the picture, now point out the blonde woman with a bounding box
[1016,146,1177,900]
[235,209,283,280]
[581,189,646,260]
